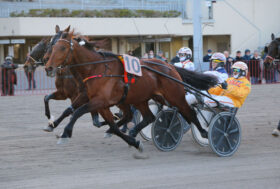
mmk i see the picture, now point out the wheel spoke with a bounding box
[213,126,225,134]
[167,131,178,143]
[228,127,239,134]
[215,135,224,149]
[155,125,168,131]
[160,132,167,147]
[169,119,180,130]
[225,136,233,150]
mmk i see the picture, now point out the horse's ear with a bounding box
[55,25,60,33]
[271,33,275,40]
[64,25,71,33]
[264,46,268,53]
[69,29,74,38]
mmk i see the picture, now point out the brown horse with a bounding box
[45,30,218,151]
[24,26,113,133]
[264,33,280,72]
[41,25,131,135]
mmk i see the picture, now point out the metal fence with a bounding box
[0,0,187,18]
[1,60,280,97]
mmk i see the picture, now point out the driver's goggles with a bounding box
[211,59,223,63]
[233,68,241,73]
[178,53,186,57]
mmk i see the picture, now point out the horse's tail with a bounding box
[174,66,218,90]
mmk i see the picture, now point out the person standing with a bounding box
[203,49,212,70]
[249,50,262,84]
[1,56,18,96]
[242,49,251,62]
[224,51,234,75]
[235,50,243,61]
[170,51,179,65]
[24,60,36,90]
[156,51,167,63]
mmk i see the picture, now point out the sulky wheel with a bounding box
[136,100,161,141]
[208,112,241,157]
[152,109,184,152]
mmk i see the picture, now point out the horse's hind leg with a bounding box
[129,101,155,138]
[59,101,141,151]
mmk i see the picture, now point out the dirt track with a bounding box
[0,84,280,189]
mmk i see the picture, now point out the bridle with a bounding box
[56,38,74,69]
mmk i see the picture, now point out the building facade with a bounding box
[0,0,279,65]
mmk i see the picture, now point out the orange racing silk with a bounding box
[118,55,135,84]
[208,77,251,108]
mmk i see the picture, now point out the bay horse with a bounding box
[45,30,218,151]
[24,25,112,133]
[40,25,130,134]
[264,33,280,78]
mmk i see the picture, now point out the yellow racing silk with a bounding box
[208,77,251,108]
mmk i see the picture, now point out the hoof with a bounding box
[133,152,149,159]
[272,129,279,137]
[137,141,144,153]
[104,132,113,138]
[201,131,208,139]
[43,125,54,132]
[57,137,69,145]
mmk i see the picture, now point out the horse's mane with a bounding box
[174,66,218,90]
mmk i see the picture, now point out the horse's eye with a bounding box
[60,46,66,51]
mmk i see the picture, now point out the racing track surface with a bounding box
[0,84,280,189]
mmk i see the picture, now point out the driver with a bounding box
[185,52,228,105]
[174,47,195,71]
[205,61,251,108]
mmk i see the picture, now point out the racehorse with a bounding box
[41,25,131,134]
[24,25,113,133]
[45,30,218,151]
[264,33,280,74]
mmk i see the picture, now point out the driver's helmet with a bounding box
[178,47,192,62]
[5,56,13,61]
[231,61,248,78]
[210,52,226,69]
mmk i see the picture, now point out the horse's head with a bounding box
[45,29,75,77]
[43,25,70,66]
[24,37,49,72]
[264,33,280,64]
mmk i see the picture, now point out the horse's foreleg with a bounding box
[129,101,155,138]
[44,91,67,119]
[43,92,88,132]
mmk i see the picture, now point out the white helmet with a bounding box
[5,56,13,61]
[232,61,248,78]
[210,52,226,63]
[178,47,192,61]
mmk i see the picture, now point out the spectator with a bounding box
[156,51,167,63]
[249,50,262,84]
[142,53,148,59]
[243,49,251,62]
[170,51,179,65]
[235,50,243,61]
[203,49,212,70]
[1,56,18,96]
[127,50,133,56]
[24,60,36,90]
[224,51,234,75]
[148,50,154,59]
[203,49,212,62]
